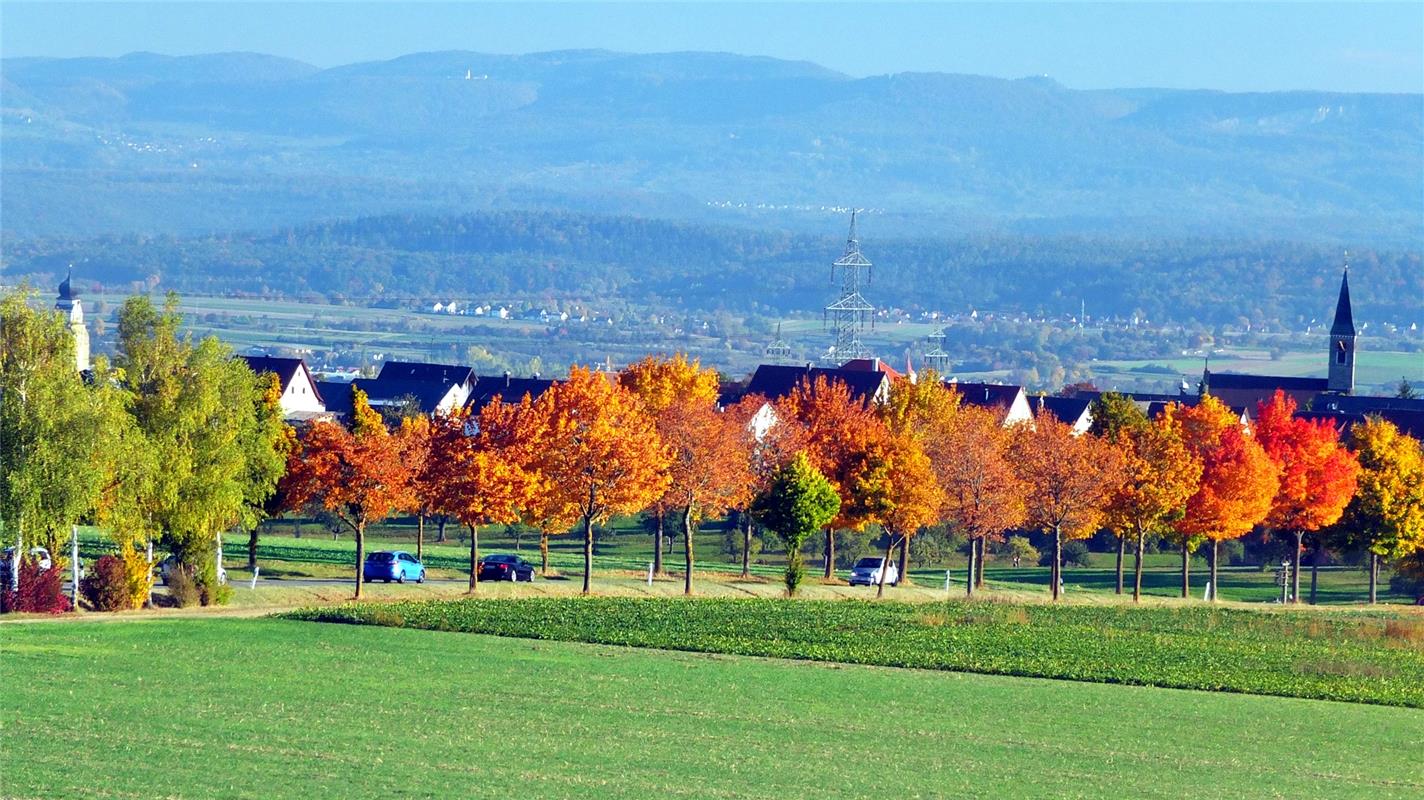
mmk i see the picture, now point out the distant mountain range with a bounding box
[2,49,1421,242]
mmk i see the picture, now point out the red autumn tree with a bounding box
[932,403,1026,596]
[533,367,670,594]
[426,399,541,592]
[775,375,892,578]
[1012,410,1118,601]
[1254,390,1360,604]
[281,388,414,599]
[658,400,754,594]
[398,414,436,561]
[1166,395,1280,601]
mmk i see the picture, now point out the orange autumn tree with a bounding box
[933,403,1026,596]
[535,367,670,594]
[727,393,808,577]
[1254,390,1359,604]
[1012,410,1118,601]
[775,375,893,578]
[873,428,942,598]
[1166,395,1279,601]
[1103,415,1200,602]
[878,372,960,579]
[281,388,414,599]
[658,401,754,594]
[619,354,722,577]
[397,413,435,561]
[426,399,541,592]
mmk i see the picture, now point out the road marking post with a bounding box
[1203,581,1212,602]
[647,562,654,586]
[71,524,80,608]
[944,569,951,593]
[250,566,260,590]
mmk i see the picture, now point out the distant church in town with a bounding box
[1202,267,1356,409]
[55,269,90,373]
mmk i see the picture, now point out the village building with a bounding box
[239,355,327,420]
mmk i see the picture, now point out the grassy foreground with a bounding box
[4,618,1423,800]
[289,597,1424,707]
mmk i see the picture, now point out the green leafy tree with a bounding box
[0,288,123,581]
[115,295,277,602]
[750,452,840,596]
[1335,418,1424,603]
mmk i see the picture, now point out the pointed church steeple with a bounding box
[1327,257,1355,394]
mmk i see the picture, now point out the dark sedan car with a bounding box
[477,554,534,582]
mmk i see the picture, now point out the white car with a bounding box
[847,557,899,587]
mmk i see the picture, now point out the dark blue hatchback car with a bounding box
[363,550,425,583]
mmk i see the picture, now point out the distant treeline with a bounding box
[4,210,1421,327]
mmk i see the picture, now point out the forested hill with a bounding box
[2,49,1420,242]
[5,211,1420,329]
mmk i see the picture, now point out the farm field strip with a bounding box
[288,597,1424,707]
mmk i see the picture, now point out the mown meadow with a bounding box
[4,616,1423,800]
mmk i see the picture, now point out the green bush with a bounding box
[167,566,200,608]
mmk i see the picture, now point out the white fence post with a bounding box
[647,562,654,586]
[71,524,80,608]
[944,569,951,593]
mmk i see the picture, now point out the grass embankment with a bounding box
[289,597,1424,707]
[5,618,1423,800]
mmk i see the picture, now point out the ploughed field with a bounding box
[4,616,1423,800]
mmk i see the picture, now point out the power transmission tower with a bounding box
[923,327,951,375]
[823,211,874,362]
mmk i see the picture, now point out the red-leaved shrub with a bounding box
[1,557,72,614]
[82,555,133,612]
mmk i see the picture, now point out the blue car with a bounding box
[363,550,426,584]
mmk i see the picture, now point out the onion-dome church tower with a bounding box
[1327,264,1355,394]
[55,268,90,372]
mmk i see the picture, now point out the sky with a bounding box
[2,2,1421,93]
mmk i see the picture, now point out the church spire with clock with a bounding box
[1327,262,1355,394]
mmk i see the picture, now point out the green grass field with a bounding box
[4,617,1423,799]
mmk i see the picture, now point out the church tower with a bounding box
[1327,264,1355,394]
[55,268,90,372]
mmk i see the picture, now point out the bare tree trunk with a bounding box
[653,510,666,577]
[1052,527,1062,601]
[467,523,480,593]
[435,516,447,543]
[582,515,595,595]
[965,537,976,597]
[1309,540,1321,605]
[682,506,695,596]
[416,515,424,562]
[876,534,897,599]
[740,513,752,578]
[897,536,910,586]
[539,530,550,576]
[1369,551,1378,604]
[353,520,365,600]
[823,528,835,579]
[247,525,259,571]
[1114,534,1125,595]
[1208,539,1218,602]
[1180,541,1190,599]
[975,539,986,589]
[1132,529,1145,603]
[1290,530,1302,604]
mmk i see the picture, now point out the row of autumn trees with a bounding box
[1,290,289,609]
[281,347,1424,604]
